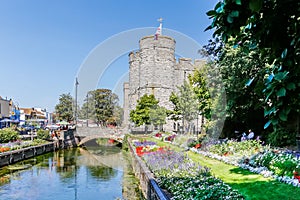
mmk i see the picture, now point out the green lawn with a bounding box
[143,137,300,200]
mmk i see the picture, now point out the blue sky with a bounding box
[0,0,218,112]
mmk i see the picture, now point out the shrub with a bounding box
[250,150,299,177]
[0,128,19,143]
[37,129,50,140]
[267,127,297,147]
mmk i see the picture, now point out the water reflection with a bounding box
[0,144,124,200]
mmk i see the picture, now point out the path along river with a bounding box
[0,140,143,200]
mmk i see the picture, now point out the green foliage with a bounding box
[122,134,130,151]
[201,39,266,136]
[55,93,74,122]
[31,139,47,146]
[81,89,119,126]
[143,149,244,199]
[93,89,118,126]
[169,92,182,121]
[96,138,109,145]
[0,128,19,143]
[198,62,227,138]
[267,127,297,147]
[170,81,198,134]
[250,151,299,177]
[207,0,300,129]
[130,94,161,126]
[149,105,167,128]
[188,68,212,119]
[37,129,50,140]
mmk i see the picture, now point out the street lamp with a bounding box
[75,77,79,125]
[86,93,88,127]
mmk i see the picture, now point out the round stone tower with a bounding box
[125,34,203,132]
[138,35,176,110]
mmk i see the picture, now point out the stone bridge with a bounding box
[75,127,125,146]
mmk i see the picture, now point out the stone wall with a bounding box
[0,142,55,167]
[128,138,170,200]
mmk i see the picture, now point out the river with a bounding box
[0,140,143,200]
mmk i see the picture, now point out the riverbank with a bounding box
[0,142,56,167]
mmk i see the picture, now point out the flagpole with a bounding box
[158,17,163,35]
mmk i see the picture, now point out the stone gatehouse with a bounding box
[123,34,205,132]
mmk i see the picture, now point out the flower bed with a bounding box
[0,139,47,153]
[191,140,300,187]
[143,149,244,199]
[132,140,161,156]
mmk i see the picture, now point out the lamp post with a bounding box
[75,77,79,125]
[86,93,88,127]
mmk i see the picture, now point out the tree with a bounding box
[93,89,118,126]
[206,0,300,130]
[55,93,74,122]
[79,91,95,121]
[201,41,267,136]
[192,62,227,138]
[80,89,119,126]
[107,105,123,126]
[149,105,167,131]
[188,68,211,120]
[170,81,198,134]
[130,94,167,131]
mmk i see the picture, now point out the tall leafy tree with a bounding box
[206,0,300,130]
[170,81,198,134]
[149,105,167,131]
[81,89,118,126]
[188,68,211,120]
[107,105,123,126]
[130,94,158,126]
[93,89,118,126]
[193,62,227,138]
[201,42,267,136]
[55,93,74,122]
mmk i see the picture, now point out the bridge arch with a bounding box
[78,135,123,146]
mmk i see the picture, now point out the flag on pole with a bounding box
[155,18,163,40]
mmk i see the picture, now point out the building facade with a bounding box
[0,97,11,119]
[123,35,205,132]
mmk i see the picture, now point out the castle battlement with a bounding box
[139,35,176,50]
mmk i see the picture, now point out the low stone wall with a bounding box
[128,139,169,200]
[0,142,55,167]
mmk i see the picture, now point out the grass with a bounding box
[141,136,300,200]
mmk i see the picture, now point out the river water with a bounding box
[0,141,143,200]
